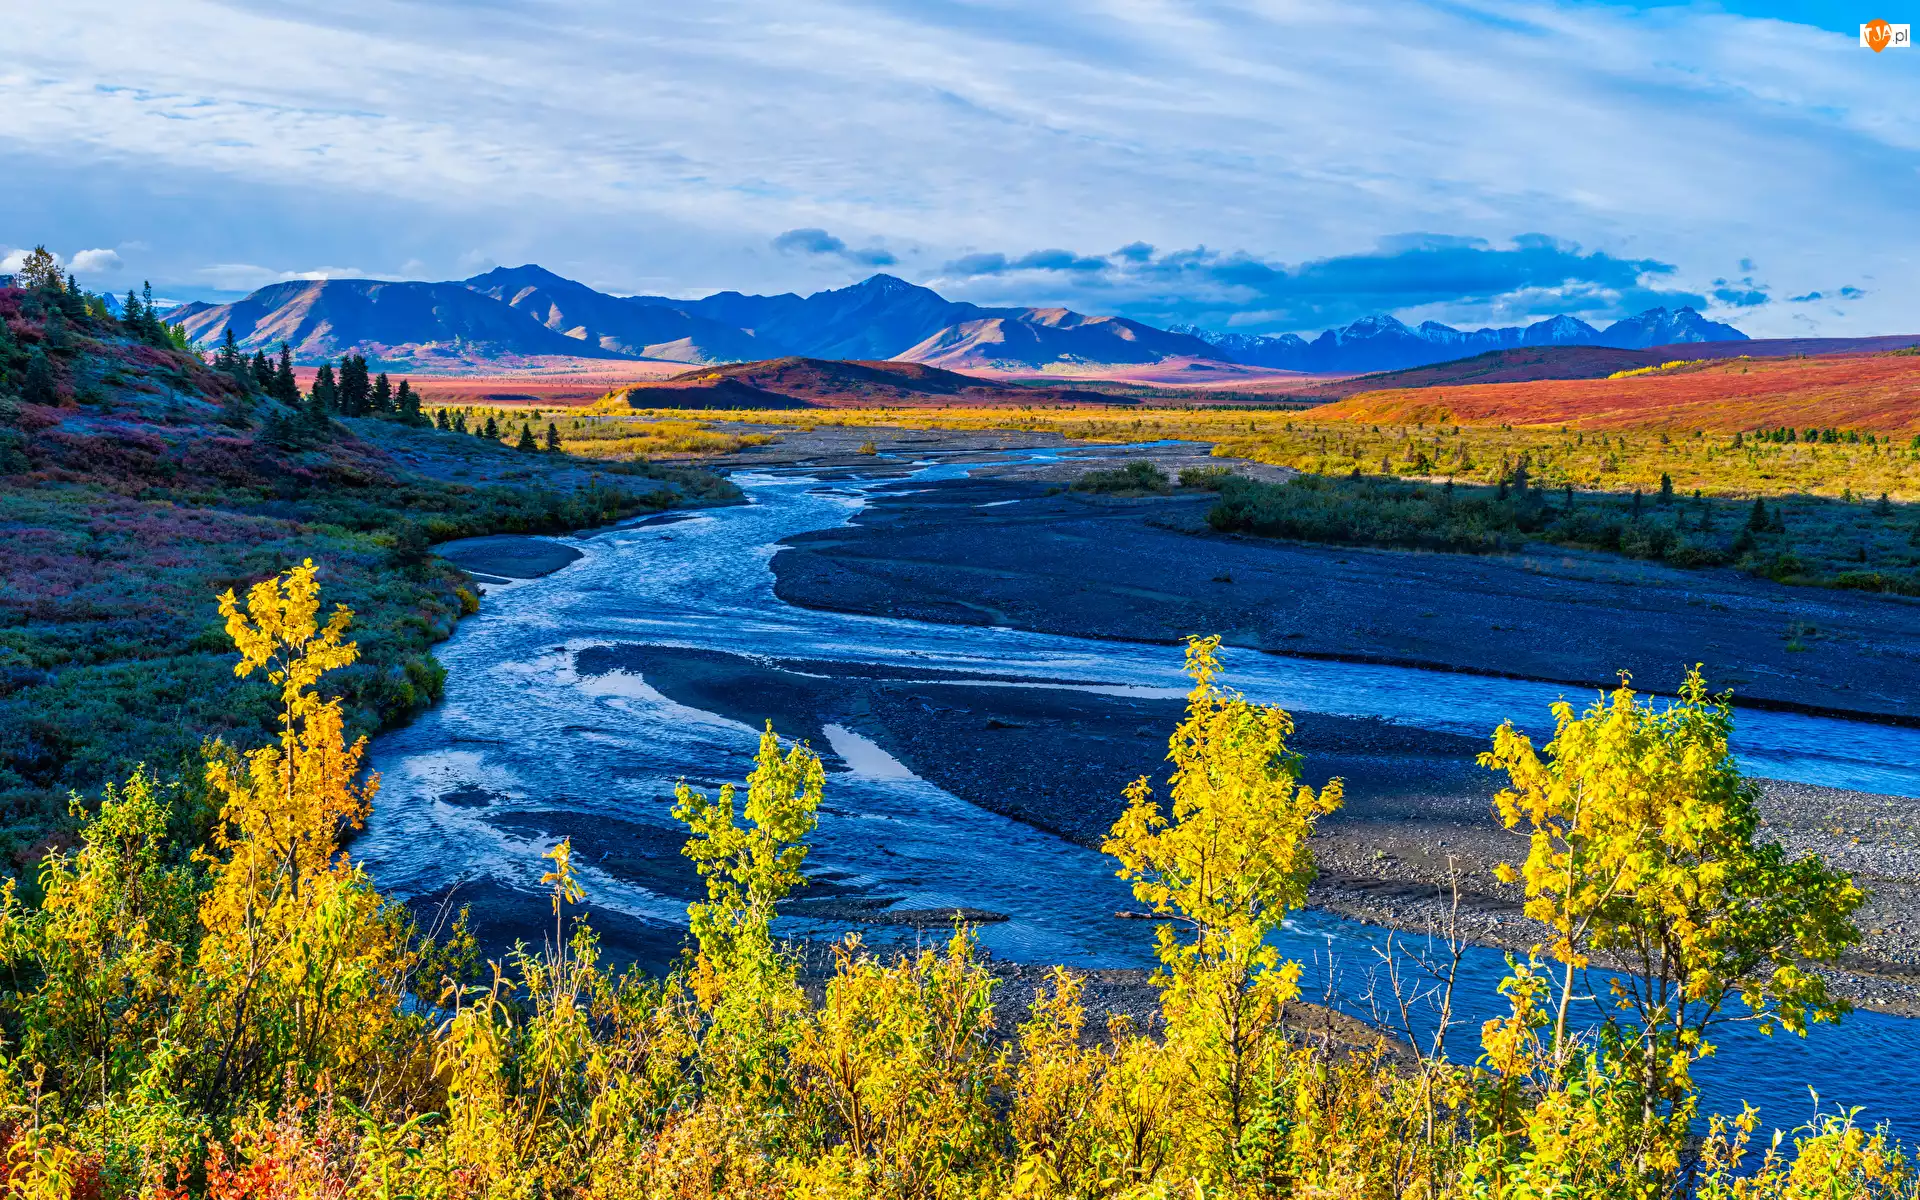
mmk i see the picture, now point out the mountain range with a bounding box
[1171,308,1746,374]
[166,265,1748,375]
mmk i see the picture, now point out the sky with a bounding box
[1,0,1914,337]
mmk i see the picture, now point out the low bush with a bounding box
[1071,459,1171,494]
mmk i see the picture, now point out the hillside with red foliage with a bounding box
[1315,350,1920,431]
[614,356,1124,407]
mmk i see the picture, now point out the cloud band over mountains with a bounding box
[930,235,1711,335]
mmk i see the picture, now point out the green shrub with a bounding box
[1072,459,1171,494]
[1177,465,1235,490]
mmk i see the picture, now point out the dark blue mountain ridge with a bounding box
[1172,307,1747,373]
[163,265,1747,373]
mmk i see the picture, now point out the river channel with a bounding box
[361,452,1920,1138]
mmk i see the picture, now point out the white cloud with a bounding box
[0,248,37,274]
[196,262,367,291]
[69,247,122,273]
[1,0,1914,333]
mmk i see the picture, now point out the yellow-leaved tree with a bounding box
[671,723,823,1119]
[1103,635,1343,1185]
[191,559,423,1113]
[1473,669,1864,1193]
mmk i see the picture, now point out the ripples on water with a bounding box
[361,454,1920,1137]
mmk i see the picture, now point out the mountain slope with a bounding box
[1596,307,1748,348]
[649,274,1018,360]
[897,313,1222,369]
[463,265,767,363]
[170,279,617,367]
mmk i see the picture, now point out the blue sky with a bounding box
[1,0,1913,336]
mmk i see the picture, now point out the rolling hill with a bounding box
[1314,350,1920,431]
[606,356,1123,408]
[1285,345,1671,399]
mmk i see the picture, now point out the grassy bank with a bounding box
[1201,471,1920,592]
[0,282,736,865]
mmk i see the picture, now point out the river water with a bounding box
[362,453,1920,1138]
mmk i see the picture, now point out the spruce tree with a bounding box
[516,422,537,452]
[1747,497,1769,532]
[397,379,422,425]
[274,344,299,404]
[22,348,56,406]
[372,371,393,415]
[311,362,339,421]
[123,289,143,328]
[1658,473,1674,504]
[483,415,499,440]
[218,327,242,371]
[434,407,450,432]
[337,355,369,417]
[545,422,560,453]
[251,350,272,391]
[453,410,468,434]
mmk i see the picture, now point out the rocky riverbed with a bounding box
[749,456,1920,1013]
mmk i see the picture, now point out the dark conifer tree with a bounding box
[274,344,299,404]
[516,422,537,452]
[311,362,339,420]
[453,410,468,434]
[372,372,393,415]
[545,422,560,452]
[252,350,273,391]
[123,289,143,328]
[1658,473,1674,504]
[483,415,499,440]
[217,327,242,371]
[397,379,422,425]
[1748,498,1769,532]
[337,354,370,416]
[22,349,56,406]
[434,407,450,432]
